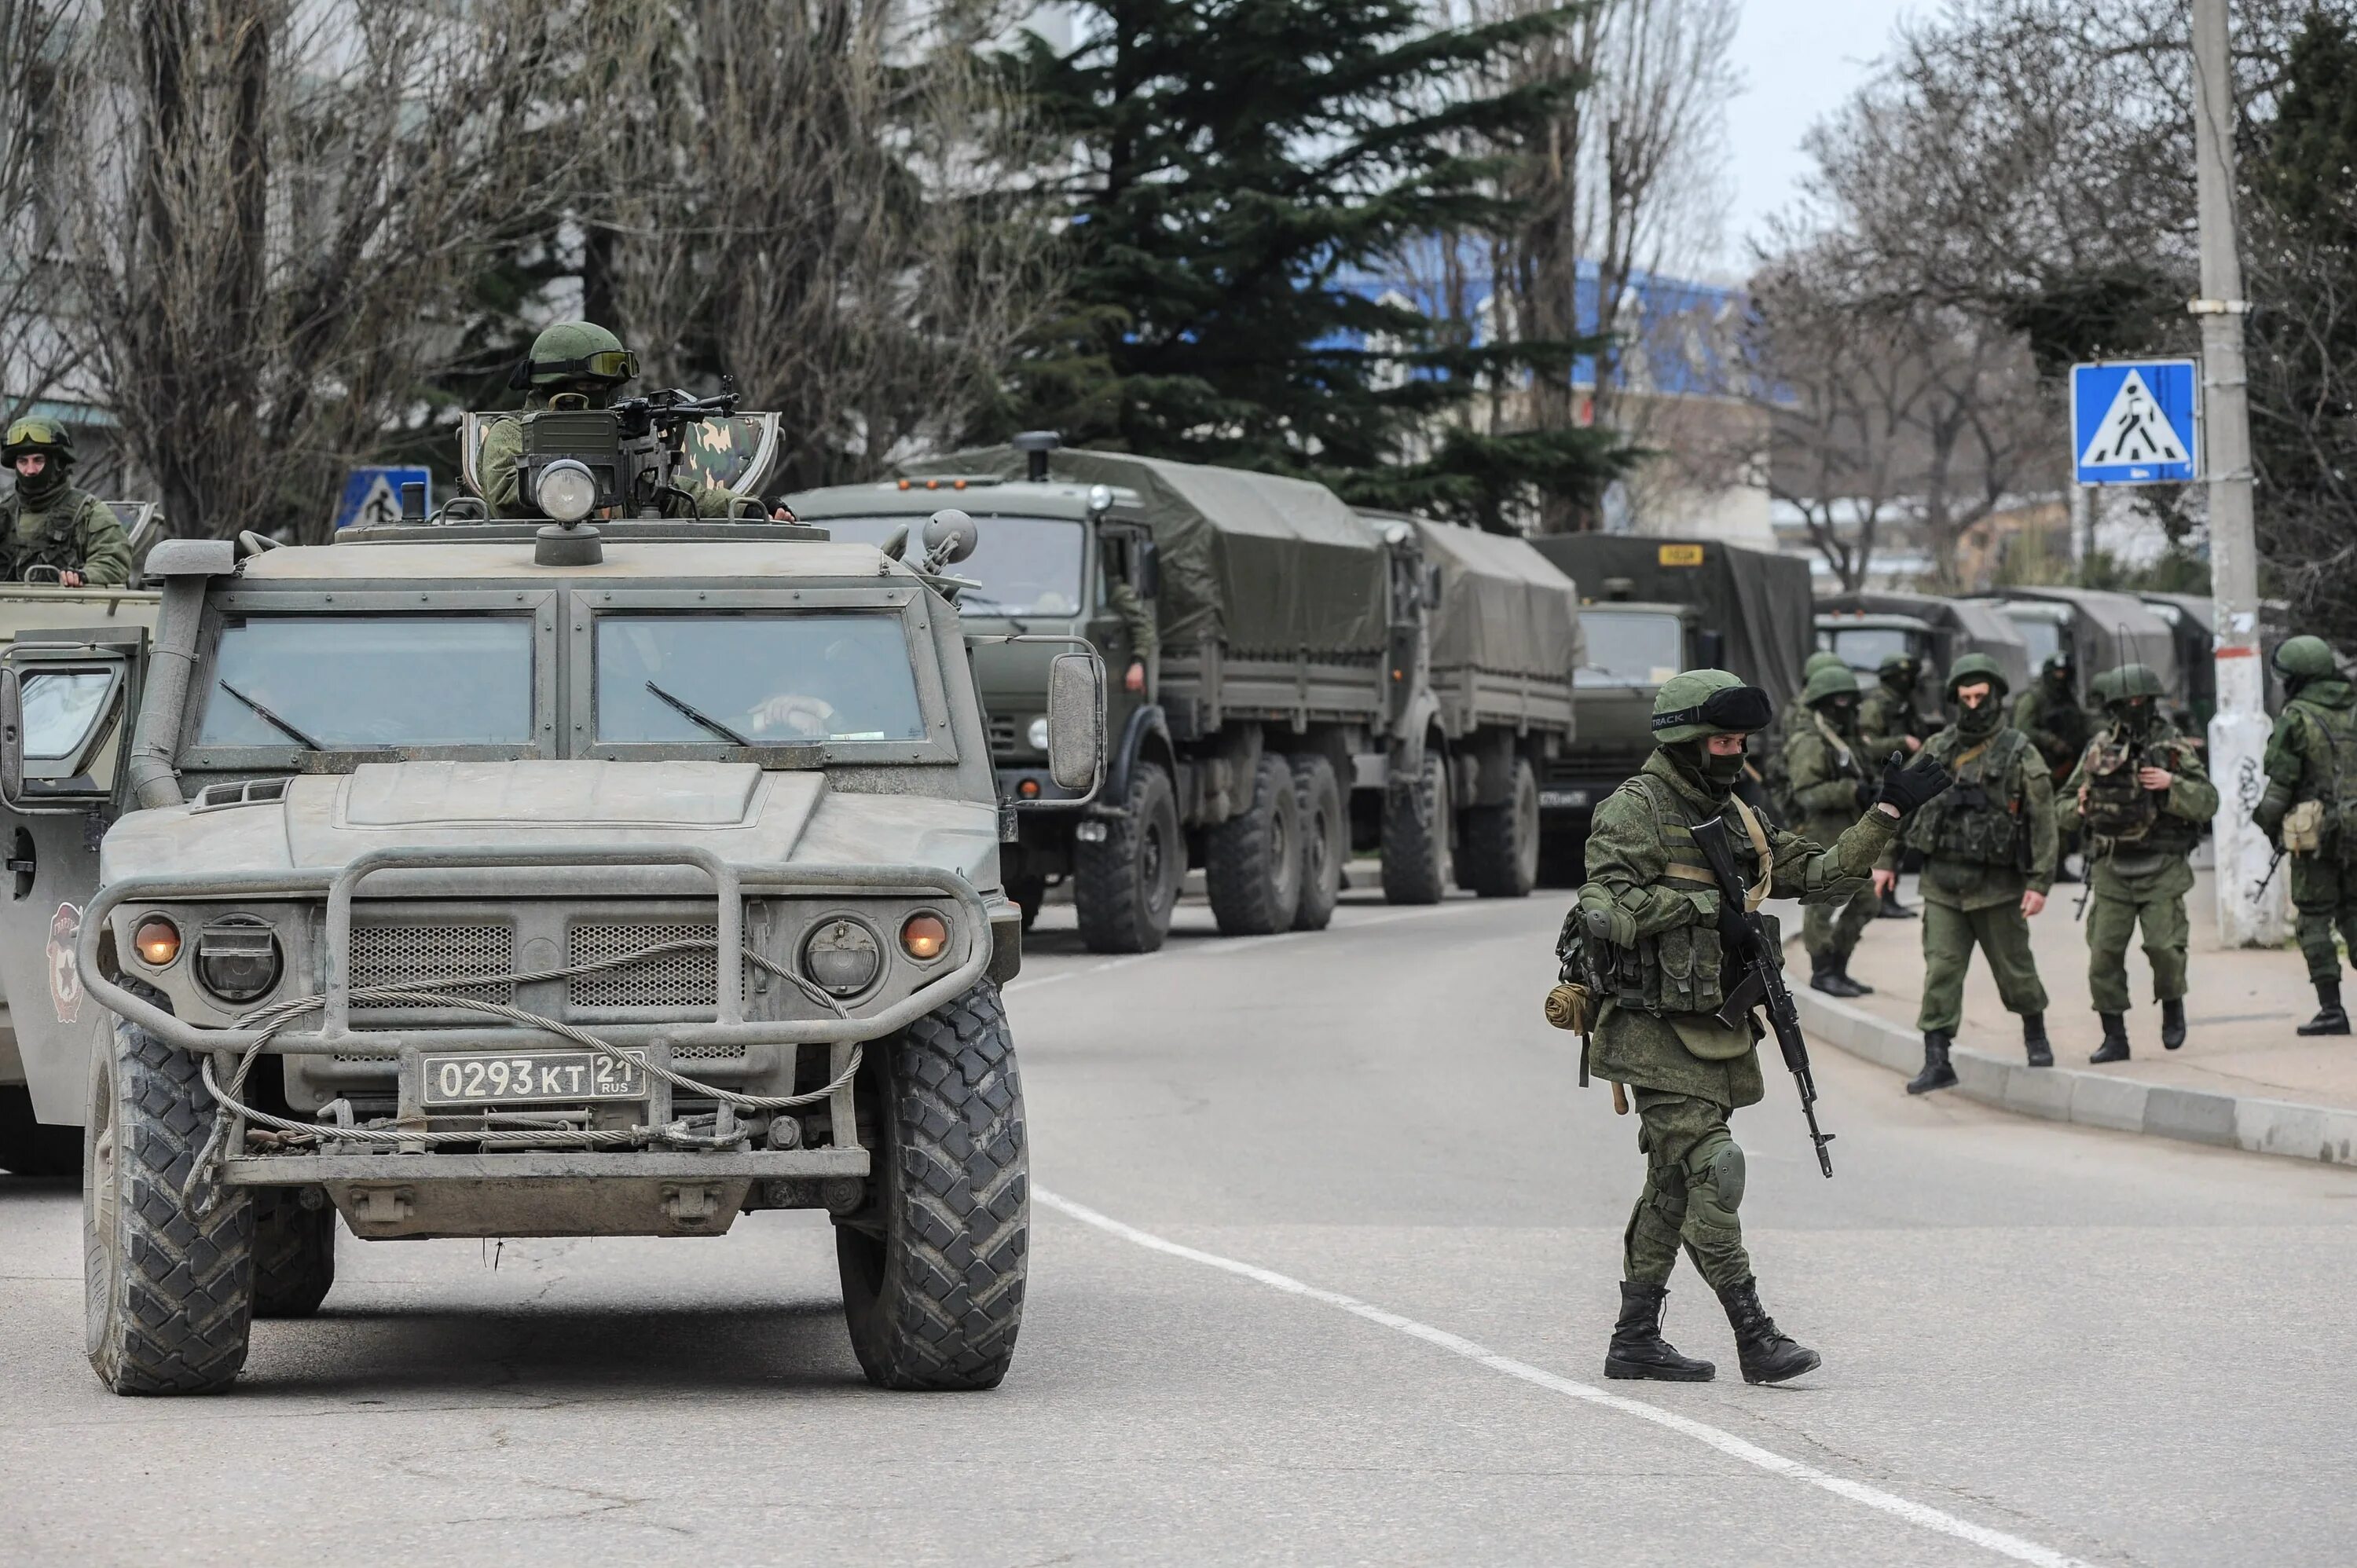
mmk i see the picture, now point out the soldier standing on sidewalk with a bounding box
[2254,635,2357,1035]
[1783,663,1882,998]
[1904,653,2059,1093]
[1859,652,1927,918]
[2014,651,2093,884]
[2058,664,2216,1062]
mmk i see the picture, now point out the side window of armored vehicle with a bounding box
[20,667,127,789]
[594,612,929,746]
[192,614,536,751]
[1577,610,1684,687]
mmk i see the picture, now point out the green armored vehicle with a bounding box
[1,489,1100,1394]
[791,440,1580,952]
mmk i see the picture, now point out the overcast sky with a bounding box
[1717,0,1925,273]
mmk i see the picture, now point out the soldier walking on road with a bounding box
[2014,651,2092,883]
[1783,663,1882,998]
[2254,636,2357,1035]
[1904,654,2059,1093]
[1571,670,1952,1386]
[1859,652,1927,918]
[2058,665,2216,1061]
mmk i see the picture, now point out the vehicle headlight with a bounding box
[533,459,599,523]
[1026,715,1051,751]
[196,916,282,1003]
[133,914,181,968]
[900,912,949,962]
[803,918,882,997]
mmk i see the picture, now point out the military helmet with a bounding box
[1651,669,1773,744]
[2107,662,2165,701]
[2273,635,2337,681]
[2,418,73,466]
[1947,651,2010,700]
[2089,669,2120,705]
[1803,650,1847,681]
[2040,650,2073,676]
[509,321,638,391]
[1878,650,1920,677]
[1803,663,1861,707]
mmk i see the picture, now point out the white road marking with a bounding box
[1036,1188,2098,1568]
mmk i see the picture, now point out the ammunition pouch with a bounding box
[2285,798,2327,856]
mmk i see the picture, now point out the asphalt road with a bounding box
[4,880,2353,1567]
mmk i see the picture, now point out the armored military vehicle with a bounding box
[1,490,1098,1394]
[793,441,1579,953]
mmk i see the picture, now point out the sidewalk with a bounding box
[1772,866,2357,1167]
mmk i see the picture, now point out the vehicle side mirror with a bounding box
[923,508,979,566]
[1134,539,1160,600]
[0,668,22,808]
[1045,651,1105,792]
[1695,628,1726,669]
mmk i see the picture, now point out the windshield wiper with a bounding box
[643,680,753,746]
[218,680,325,750]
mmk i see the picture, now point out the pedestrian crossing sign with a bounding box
[2070,360,2200,485]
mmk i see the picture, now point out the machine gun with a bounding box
[1689,814,1836,1178]
[520,381,743,522]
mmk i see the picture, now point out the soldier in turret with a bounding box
[2255,635,2357,1035]
[1783,663,1881,997]
[2058,664,2216,1061]
[480,321,735,520]
[0,419,131,588]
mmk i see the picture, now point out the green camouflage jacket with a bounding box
[1781,709,1872,846]
[479,397,734,519]
[2011,679,2092,785]
[2255,679,2357,851]
[2056,716,2216,899]
[1857,680,1922,760]
[0,484,131,587]
[1904,722,2057,908]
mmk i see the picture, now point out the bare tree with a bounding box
[60,0,574,540]
[0,1,88,436]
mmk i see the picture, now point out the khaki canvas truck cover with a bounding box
[455,411,786,502]
[900,447,1390,656]
[2000,587,2179,696]
[1402,516,1580,681]
[1820,590,2032,694]
[1523,534,1814,711]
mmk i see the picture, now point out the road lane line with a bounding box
[1036,1187,2097,1568]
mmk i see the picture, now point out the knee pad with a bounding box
[1684,1132,1745,1229]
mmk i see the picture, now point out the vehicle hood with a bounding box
[99,760,1002,892]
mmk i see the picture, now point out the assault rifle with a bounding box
[519,379,744,522]
[1689,815,1836,1177]
[2255,846,2286,899]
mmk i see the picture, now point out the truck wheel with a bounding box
[251,1189,335,1319]
[1289,754,1343,932]
[1459,757,1540,898]
[0,1084,81,1176]
[1205,753,1303,935]
[1380,749,1450,905]
[836,981,1027,1391]
[1074,760,1181,954]
[85,1020,255,1394]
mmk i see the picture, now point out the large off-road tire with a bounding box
[1073,760,1182,954]
[1380,748,1451,905]
[836,982,1027,1391]
[1458,756,1541,899]
[251,1189,335,1319]
[0,1084,82,1176]
[1289,753,1344,932]
[85,1020,255,1394]
[1204,753,1303,935]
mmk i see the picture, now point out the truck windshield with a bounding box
[194,615,533,749]
[596,612,926,745]
[2010,614,2063,669]
[1827,627,1913,673]
[1577,610,1684,687]
[818,512,1084,618]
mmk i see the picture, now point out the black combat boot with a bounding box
[1834,961,1875,996]
[2022,1012,2052,1067]
[2090,1012,2131,1064]
[1713,1277,1821,1385]
[1810,956,1868,999]
[2298,981,2350,1037]
[1604,1281,1716,1383]
[1879,888,1918,920]
[1906,1031,1957,1094]
[2161,998,2187,1050]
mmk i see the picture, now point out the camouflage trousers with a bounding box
[1802,881,1880,967]
[2085,889,2190,1014]
[2289,853,2357,987]
[1916,900,2049,1034]
[1623,1090,1751,1292]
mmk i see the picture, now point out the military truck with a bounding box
[1,493,1097,1394]
[791,443,1580,954]
[1522,535,1814,880]
[1816,591,2032,695]
[1976,588,2180,705]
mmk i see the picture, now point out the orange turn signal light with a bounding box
[901,913,949,962]
[134,915,182,967]
[1017,778,1040,799]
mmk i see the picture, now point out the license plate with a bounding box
[420,1050,647,1108]
[1539,789,1590,809]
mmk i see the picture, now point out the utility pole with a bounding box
[2192,0,2286,945]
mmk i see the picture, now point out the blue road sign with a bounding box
[334,466,431,529]
[2070,360,2200,485]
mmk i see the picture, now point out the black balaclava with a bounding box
[2111,695,2157,739]
[1956,683,2004,739]
[1670,738,1747,801]
[1822,693,1860,735]
[11,456,68,508]
[1885,662,1919,698]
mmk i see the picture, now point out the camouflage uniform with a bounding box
[1107,577,1158,696]
[2254,636,2357,1034]
[1781,663,1879,995]
[1904,653,2058,1090]
[2013,652,2091,880]
[2057,664,2216,1059]
[1857,653,1926,760]
[479,321,731,520]
[0,419,131,588]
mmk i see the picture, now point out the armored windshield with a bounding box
[194,615,533,749]
[1576,610,1684,687]
[596,613,926,745]
[821,513,1084,618]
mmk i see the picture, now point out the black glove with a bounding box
[1876,750,1955,816]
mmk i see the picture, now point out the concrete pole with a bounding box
[2193,0,2287,944]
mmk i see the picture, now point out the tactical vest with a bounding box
[1908,727,2032,868]
[2081,729,2199,856]
[2288,701,2357,857]
[1585,775,1781,1017]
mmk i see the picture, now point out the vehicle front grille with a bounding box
[989,715,1018,751]
[350,921,515,1004]
[568,921,717,1009]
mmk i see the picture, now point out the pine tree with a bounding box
[992,0,1628,529]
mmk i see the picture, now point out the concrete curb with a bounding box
[1789,985,2357,1168]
